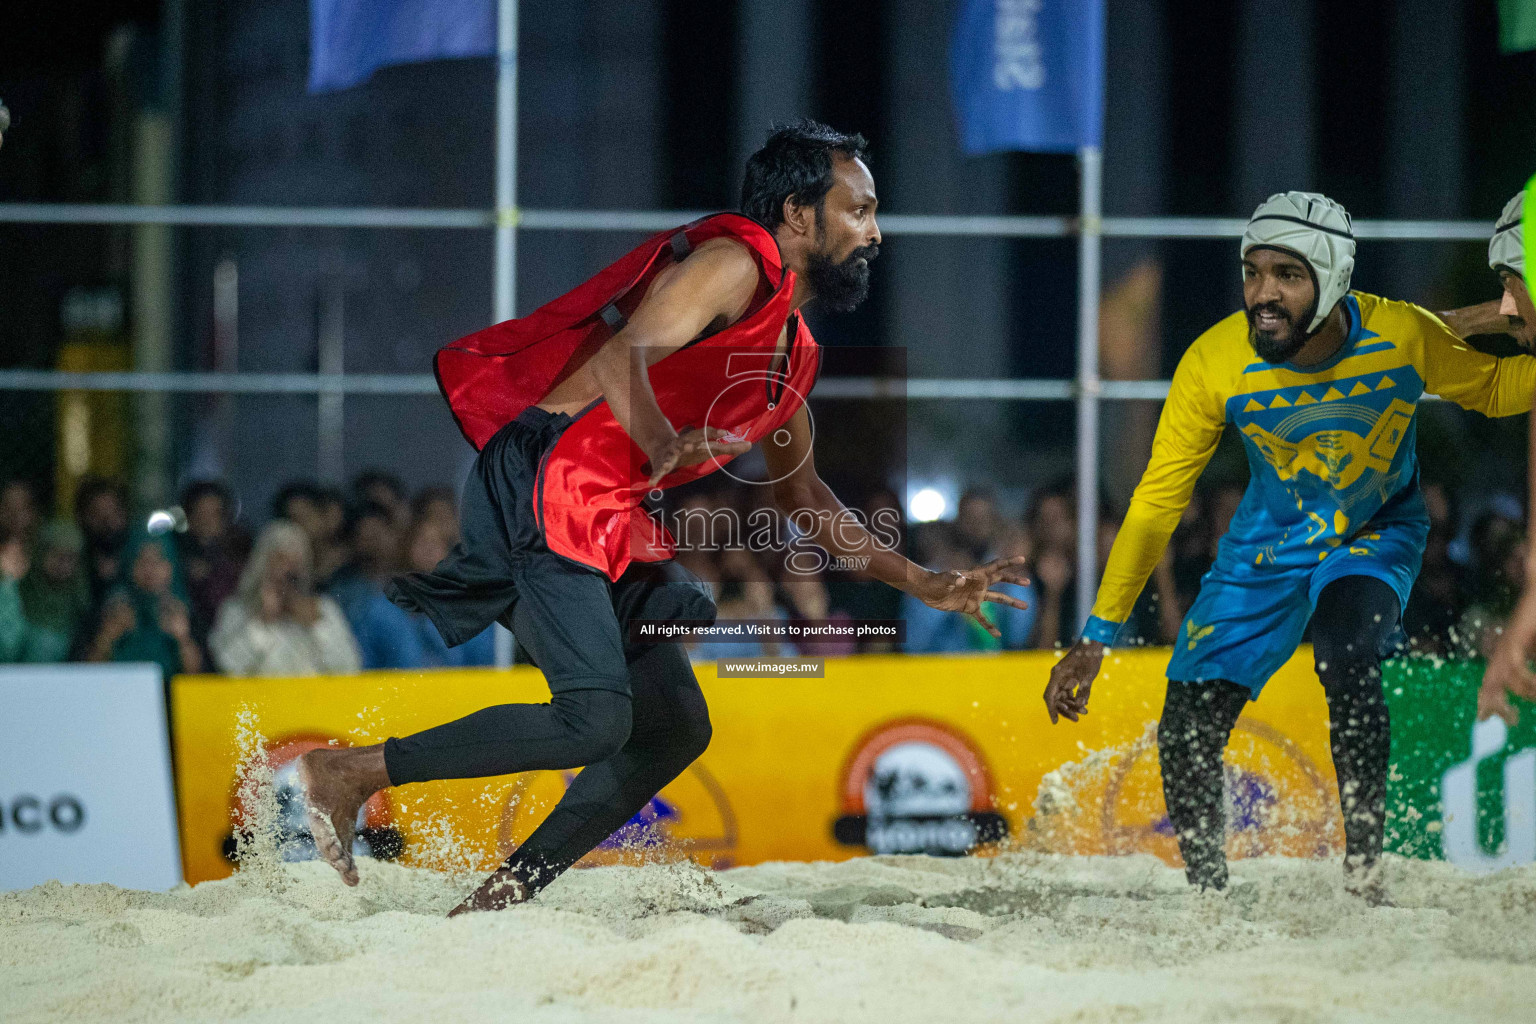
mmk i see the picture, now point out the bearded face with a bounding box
[805,220,879,313]
[798,153,881,313]
[1243,247,1320,364]
[1245,297,1317,363]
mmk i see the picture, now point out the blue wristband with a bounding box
[1081,615,1122,646]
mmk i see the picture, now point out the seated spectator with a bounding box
[0,523,31,662]
[272,481,349,587]
[0,478,39,544]
[399,513,494,666]
[1403,480,1467,656]
[209,521,361,676]
[1024,478,1130,648]
[901,521,1036,653]
[337,501,403,582]
[74,475,129,609]
[352,469,410,533]
[412,485,461,545]
[954,486,1002,562]
[1454,510,1526,660]
[177,480,249,656]
[1026,479,1077,649]
[328,501,432,669]
[17,519,90,662]
[1029,478,1078,556]
[689,546,790,661]
[82,525,203,678]
[774,563,858,656]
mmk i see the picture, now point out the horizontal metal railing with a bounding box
[0,205,1489,399]
[0,204,1495,241]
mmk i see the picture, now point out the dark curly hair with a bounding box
[740,119,870,231]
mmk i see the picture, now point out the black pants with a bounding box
[384,410,718,896]
[1157,574,1399,889]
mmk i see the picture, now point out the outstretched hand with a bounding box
[646,427,752,488]
[1043,639,1106,724]
[1479,597,1536,726]
[913,555,1032,640]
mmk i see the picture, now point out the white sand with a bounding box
[4,850,1535,1023]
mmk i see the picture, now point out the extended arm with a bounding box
[1044,345,1225,722]
[1438,300,1515,341]
[762,406,1029,638]
[1085,352,1226,641]
[1418,307,1536,418]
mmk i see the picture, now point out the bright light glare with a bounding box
[909,487,947,522]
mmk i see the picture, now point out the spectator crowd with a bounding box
[0,471,491,678]
[0,466,1527,675]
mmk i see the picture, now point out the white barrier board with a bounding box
[0,663,182,891]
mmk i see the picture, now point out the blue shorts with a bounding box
[1166,518,1422,698]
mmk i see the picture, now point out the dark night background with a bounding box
[2,0,1534,520]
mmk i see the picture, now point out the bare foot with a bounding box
[448,869,531,917]
[296,745,390,887]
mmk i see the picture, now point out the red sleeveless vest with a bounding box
[435,213,822,581]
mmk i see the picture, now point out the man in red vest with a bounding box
[299,121,1030,914]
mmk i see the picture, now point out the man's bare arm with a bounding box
[762,407,1029,638]
[763,407,925,592]
[584,241,759,481]
[1440,300,1515,340]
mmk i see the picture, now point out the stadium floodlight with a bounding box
[909,487,948,523]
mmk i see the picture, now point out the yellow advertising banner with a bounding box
[171,648,1342,886]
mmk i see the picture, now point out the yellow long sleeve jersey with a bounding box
[1080,292,1536,645]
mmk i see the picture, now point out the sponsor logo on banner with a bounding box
[832,718,1008,855]
[495,764,738,869]
[0,794,87,834]
[1440,717,1536,873]
[224,734,403,864]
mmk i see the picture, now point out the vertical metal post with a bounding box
[1075,146,1103,634]
[211,257,238,474]
[492,0,519,668]
[495,0,518,325]
[317,279,345,483]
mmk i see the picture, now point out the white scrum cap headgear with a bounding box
[1241,191,1356,333]
[1488,191,1524,279]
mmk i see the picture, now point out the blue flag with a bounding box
[309,0,494,94]
[950,0,1105,154]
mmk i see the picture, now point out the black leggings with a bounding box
[1158,574,1399,888]
[382,408,720,898]
[384,639,712,898]
[384,556,717,898]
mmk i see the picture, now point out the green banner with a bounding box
[1500,0,1536,53]
[1384,658,1536,867]
[1526,172,1534,280]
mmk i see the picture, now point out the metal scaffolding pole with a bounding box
[1075,146,1103,634]
[492,0,519,669]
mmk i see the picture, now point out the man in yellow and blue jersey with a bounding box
[1043,191,1536,901]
